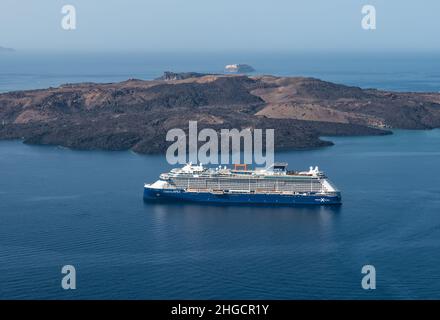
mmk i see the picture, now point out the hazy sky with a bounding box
[0,0,439,52]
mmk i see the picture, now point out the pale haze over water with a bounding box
[1,52,440,93]
[1,0,440,52]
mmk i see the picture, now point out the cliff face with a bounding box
[252,76,440,129]
[1,73,440,153]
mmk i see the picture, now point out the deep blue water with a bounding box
[0,130,440,299]
[1,52,440,299]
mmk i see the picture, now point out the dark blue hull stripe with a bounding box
[144,188,342,205]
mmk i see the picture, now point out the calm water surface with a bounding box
[0,130,439,299]
[1,52,440,92]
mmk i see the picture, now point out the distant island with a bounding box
[1,72,440,153]
[0,46,15,53]
[155,71,211,81]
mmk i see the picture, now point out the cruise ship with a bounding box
[144,163,342,205]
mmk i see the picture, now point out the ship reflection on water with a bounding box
[145,201,342,239]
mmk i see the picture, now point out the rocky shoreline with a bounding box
[1,73,439,154]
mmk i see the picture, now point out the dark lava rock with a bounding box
[1,73,439,154]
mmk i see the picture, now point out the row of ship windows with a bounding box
[172,178,320,185]
[171,180,322,192]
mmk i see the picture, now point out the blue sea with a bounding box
[1,51,440,93]
[0,52,440,299]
